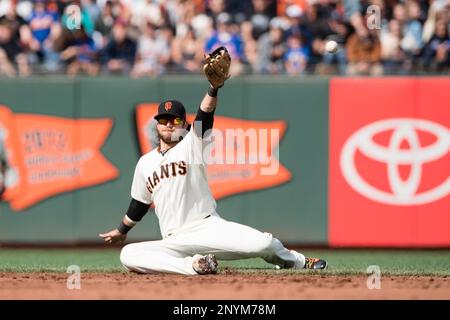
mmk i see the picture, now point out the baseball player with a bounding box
[100,47,328,275]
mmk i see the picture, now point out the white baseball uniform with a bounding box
[120,124,305,275]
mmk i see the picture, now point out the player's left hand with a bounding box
[99,229,127,244]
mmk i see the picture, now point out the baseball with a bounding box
[325,40,338,53]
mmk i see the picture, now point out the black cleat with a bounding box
[304,257,328,270]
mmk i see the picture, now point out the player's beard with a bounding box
[158,132,175,145]
[157,128,187,145]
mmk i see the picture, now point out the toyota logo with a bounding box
[340,118,450,205]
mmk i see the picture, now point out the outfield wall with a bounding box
[0,76,448,247]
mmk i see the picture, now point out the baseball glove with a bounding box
[203,46,231,89]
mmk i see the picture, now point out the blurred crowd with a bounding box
[0,0,449,77]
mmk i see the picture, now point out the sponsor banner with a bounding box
[0,105,118,211]
[329,78,450,247]
[136,104,291,200]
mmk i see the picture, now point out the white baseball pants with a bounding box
[120,216,305,275]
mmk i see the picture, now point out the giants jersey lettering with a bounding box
[145,161,187,194]
[131,126,218,238]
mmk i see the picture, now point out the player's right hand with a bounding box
[99,229,127,244]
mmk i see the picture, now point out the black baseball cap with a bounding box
[154,100,186,120]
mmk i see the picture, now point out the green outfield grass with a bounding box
[0,248,449,276]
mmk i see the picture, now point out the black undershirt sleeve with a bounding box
[194,107,215,137]
[126,198,150,222]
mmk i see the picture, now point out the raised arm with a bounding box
[200,90,218,113]
[194,46,231,136]
[193,90,218,138]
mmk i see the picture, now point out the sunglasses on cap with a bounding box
[157,117,184,125]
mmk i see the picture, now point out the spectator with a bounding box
[240,20,259,71]
[381,19,410,74]
[422,1,448,44]
[205,0,227,27]
[28,0,61,72]
[257,23,286,74]
[110,0,132,25]
[343,0,369,39]
[308,1,349,75]
[247,0,274,40]
[205,13,244,75]
[131,22,170,77]
[190,11,214,41]
[284,33,309,75]
[393,2,423,56]
[346,19,383,76]
[171,25,203,73]
[102,22,136,75]
[421,18,450,72]
[0,0,31,76]
[60,26,99,76]
[131,0,169,29]
[285,4,313,63]
[0,0,31,43]
[169,0,198,39]
[94,0,116,47]
[28,1,57,48]
[0,23,18,77]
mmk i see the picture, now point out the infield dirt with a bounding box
[0,271,449,299]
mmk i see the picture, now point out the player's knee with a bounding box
[120,243,137,266]
[247,232,274,255]
[260,234,275,253]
